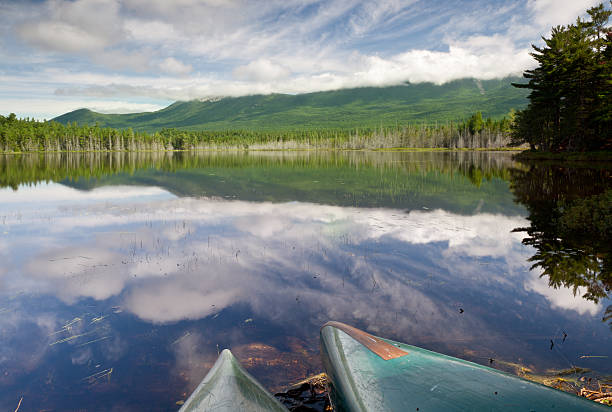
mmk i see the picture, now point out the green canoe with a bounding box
[179,349,288,412]
[321,321,608,411]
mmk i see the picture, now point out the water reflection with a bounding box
[0,151,610,411]
[1,151,521,214]
[510,162,611,326]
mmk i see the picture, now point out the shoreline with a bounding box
[0,147,525,155]
[513,150,612,162]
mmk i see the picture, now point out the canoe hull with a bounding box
[321,321,608,412]
[179,349,288,412]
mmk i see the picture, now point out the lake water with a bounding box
[0,151,610,411]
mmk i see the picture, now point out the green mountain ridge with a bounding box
[53,77,527,132]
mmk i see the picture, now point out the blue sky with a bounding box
[0,0,604,119]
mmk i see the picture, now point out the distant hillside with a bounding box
[53,77,527,132]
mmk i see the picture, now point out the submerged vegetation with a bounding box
[0,111,513,153]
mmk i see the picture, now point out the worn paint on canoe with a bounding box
[179,349,288,412]
[320,321,609,412]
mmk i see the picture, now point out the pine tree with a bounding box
[512,2,611,151]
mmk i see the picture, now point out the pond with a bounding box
[0,151,610,411]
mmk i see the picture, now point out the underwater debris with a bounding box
[49,330,97,346]
[76,336,111,347]
[580,386,612,405]
[90,315,108,324]
[49,317,82,335]
[14,396,23,412]
[171,332,192,346]
[82,368,113,384]
[275,373,330,412]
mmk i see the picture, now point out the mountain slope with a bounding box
[53,77,527,132]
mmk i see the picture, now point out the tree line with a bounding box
[0,111,513,153]
[511,3,611,152]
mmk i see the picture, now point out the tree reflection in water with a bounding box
[510,162,611,329]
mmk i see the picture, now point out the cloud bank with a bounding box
[0,0,604,118]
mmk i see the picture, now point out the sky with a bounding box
[0,0,604,119]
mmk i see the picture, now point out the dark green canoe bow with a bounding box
[179,349,288,412]
[321,321,609,411]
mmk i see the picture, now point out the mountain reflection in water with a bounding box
[0,151,609,411]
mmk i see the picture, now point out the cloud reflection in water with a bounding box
[4,184,600,335]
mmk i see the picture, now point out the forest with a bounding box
[0,111,512,153]
[511,3,611,152]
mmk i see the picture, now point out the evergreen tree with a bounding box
[467,111,484,135]
[512,2,611,151]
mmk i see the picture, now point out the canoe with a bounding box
[320,321,608,411]
[179,349,288,412]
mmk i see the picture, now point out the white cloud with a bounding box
[0,98,167,119]
[17,0,124,53]
[346,45,530,86]
[26,247,129,303]
[92,49,153,72]
[0,183,172,204]
[233,59,291,82]
[124,19,181,44]
[124,278,242,323]
[17,21,111,53]
[159,57,193,75]
[524,270,601,316]
[527,0,601,28]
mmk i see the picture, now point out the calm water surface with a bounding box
[0,151,610,411]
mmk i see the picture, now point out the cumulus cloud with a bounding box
[124,19,181,44]
[524,270,601,316]
[233,59,291,82]
[159,57,193,75]
[18,21,112,53]
[527,0,601,28]
[25,247,130,304]
[124,277,242,323]
[0,184,172,204]
[17,0,124,53]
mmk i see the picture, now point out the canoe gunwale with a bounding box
[321,321,409,361]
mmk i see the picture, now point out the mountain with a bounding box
[53,77,527,132]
